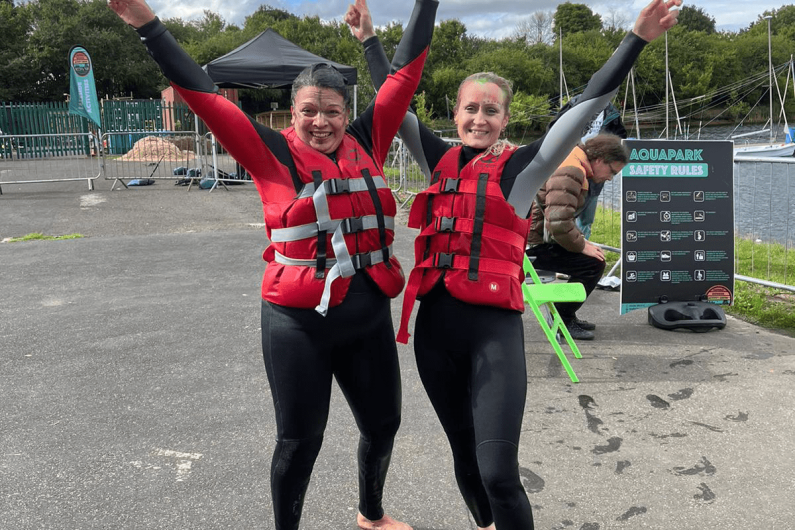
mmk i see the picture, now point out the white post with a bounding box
[766,15,774,143]
[665,32,669,140]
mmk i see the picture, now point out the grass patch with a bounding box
[7,232,84,242]
[589,205,795,335]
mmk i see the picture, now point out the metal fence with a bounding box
[1,101,87,137]
[385,136,461,207]
[731,155,795,292]
[0,133,101,193]
[99,131,252,191]
[100,131,206,190]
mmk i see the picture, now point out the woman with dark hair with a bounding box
[526,133,630,340]
[347,0,678,528]
[108,0,438,529]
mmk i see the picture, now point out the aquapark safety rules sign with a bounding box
[68,46,101,128]
[619,140,734,314]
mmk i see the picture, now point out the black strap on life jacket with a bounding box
[312,170,327,278]
[468,173,489,281]
[361,168,391,268]
[286,152,303,194]
[422,171,443,261]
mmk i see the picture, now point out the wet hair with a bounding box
[582,133,629,164]
[291,63,350,109]
[455,72,514,116]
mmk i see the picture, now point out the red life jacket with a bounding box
[261,128,404,315]
[396,145,530,343]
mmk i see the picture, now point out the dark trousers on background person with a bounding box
[525,243,606,322]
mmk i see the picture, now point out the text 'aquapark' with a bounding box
[630,148,704,161]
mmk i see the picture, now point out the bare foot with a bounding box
[356,512,413,530]
[478,525,496,530]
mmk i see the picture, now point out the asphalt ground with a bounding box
[2,175,795,530]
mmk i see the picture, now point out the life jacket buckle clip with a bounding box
[351,252,372,269]
[434,252,454,269]
[326,178,350,194]
[342,216,364,234]
[441,178,459,193]
[436,216,456,232]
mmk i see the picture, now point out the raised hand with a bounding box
[632,0,682,42]
[344,0,376,43]
[107,0,156,29]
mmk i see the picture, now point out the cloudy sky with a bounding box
[145,0,782,38]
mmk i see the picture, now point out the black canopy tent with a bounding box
[203,28,358,89]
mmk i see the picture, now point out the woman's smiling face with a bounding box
[454,80,510,150]
[291,86,349,154]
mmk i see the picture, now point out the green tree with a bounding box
[553,3,602,36]
[558,30,615,93]
[3,0,166,101]
[507,90,551,135]
[677,6,716,34]
[243,3,296,33]
[423,19,478,112]
[429,65,468,120]
[0,1,31,100]
[464,43,553,99]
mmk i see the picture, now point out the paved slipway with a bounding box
[2,178,794,530]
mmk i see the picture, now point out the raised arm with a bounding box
[506,0,680,217]
[108,0,299,202]
[347,0,445,181]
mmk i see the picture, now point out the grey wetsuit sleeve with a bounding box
[507,31,647,218]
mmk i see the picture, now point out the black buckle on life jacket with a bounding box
[351,252,373,269]
[341,216,364,234]
[434,253,454,269]
[436,216,456,232]
[441,178,459,193]
[326,179,350,194]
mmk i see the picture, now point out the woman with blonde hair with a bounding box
[347,0,680,527]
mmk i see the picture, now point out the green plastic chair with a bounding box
[522,254,586,383]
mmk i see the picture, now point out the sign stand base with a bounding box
[647,300,727,332]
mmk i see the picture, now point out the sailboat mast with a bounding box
[665,33,669,140]
[559,26,563,110]
[766,15,773,143]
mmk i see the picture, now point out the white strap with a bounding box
[270,246,393,317]
[270,215,395,243]
[297,176,388,199]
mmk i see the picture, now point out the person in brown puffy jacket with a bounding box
[526,133,629,340]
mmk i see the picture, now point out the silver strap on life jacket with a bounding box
[296,176,389,199]
[274,173,392,316]
[273,244,393,316]
[270,215,396,243]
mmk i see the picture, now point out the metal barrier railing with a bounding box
[0,133,101,193]
[385,137,461,207]
[731,155,795,292]
[201,132,252,192]
[100,131,205,190]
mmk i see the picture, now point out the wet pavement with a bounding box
[2,177,794,529]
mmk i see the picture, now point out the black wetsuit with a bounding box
[135,2,436,528]
[363,31,648,529]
